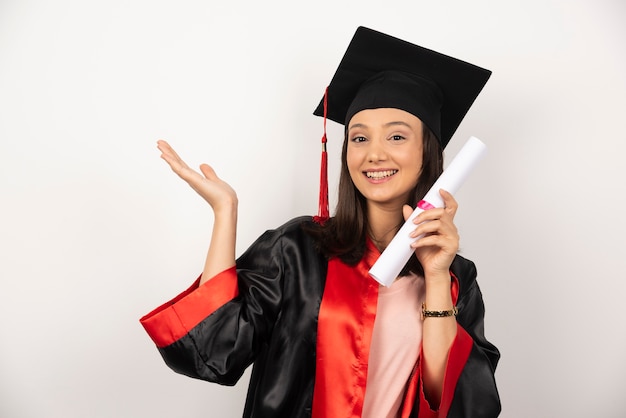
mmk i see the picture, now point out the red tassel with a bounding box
[314,87,330,224]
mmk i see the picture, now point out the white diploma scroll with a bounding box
[368,136,488,287]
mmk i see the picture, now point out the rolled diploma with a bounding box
[368,136,487,287]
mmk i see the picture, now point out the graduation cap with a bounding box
[312,26,491,222]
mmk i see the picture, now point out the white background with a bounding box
[1,0,625,417]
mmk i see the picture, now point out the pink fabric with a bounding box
[362,274,425,418]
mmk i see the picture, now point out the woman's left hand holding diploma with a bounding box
[403,189,460,282]
[406,189,460,408]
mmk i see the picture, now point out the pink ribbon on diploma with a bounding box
[417,200,435,210]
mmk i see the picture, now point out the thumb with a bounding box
[402,204,414,221]
[199,163,219,181]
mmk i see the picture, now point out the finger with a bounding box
[157,141,191,173]
[411,215,459,236]
[156,139,170,150]
[413,207,446,224]
[157,139,178,159]
[158,141,184,164]
[410,218,459,241]
[410,219,442,238]
[412,192,458,224]
[410,233,459,254]
[439,189,458,215]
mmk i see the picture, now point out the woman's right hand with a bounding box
[157,140,238,213]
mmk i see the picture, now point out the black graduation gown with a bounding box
[140,216,501,417]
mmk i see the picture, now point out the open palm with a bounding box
[157,140,238,212]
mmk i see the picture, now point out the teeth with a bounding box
[366,170,397,179]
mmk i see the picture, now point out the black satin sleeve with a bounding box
[447,255,501,417]
[159,216,327,417]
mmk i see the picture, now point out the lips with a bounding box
[365,170,398,179]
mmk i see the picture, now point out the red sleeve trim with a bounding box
[139,266,239,348]
[450,271,460,305]
[400,363,420,418]
[418,323,473,417]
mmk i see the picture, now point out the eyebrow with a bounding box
[348,120,413,131]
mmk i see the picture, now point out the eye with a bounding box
[390,134,406,141]
[351,136,367,143]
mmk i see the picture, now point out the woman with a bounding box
[141,27,500,417]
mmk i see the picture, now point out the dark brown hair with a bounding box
[306,123,443,276]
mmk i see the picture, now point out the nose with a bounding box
[367,138,387,163]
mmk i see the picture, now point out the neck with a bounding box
[367,202,404,251]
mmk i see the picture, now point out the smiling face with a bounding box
[346,108,424,210]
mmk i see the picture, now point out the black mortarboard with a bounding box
[312,26,491,222]
[313,26,492,149]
